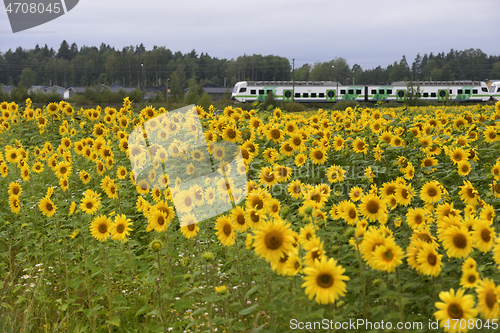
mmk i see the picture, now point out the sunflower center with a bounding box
[427,253,437,266]
[86,202,93,209]
[188,224,195,231]
[184,197,192,207]
[223,224,232,236]
[46,202,53,211]
[316,273,334,288]
[418,234,432,243]
[250,211,260,223]
[366,200,380,214]
[485,290,496,309]
[428,188,436,197]
[349,209,356,219]
[226,129,236,139]
[157,216,165,226]
[264,172,275,182]
[384,250,393,261]
[452,233,467,249]
[264,231,283,250]
[468,274,476,283]
[98,223,107,233]
[116,224,125,233]
[481,228,491,242]
[448,303,463,319]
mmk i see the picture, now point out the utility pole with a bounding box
[166,78,169,103]
[292,58,295,102]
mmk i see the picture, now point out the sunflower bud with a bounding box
[336,301,345,308]
[149,239,163,252]
[304,206,313,215]
[202,251,214,262]
[372,278,382,286]
[57,239,63,244]
[280,205,290,219]
[344,227,355,239]
[181,257,190,267]
[331,245,339,254]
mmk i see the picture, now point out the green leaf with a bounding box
[106,318,121,327]
[239,303,259,315]
[244,284,260,298]
[135,304,154,317]
[232,321,246,331]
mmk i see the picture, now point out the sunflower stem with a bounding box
[157,251,167,333]
[104,242,114,328]
[205,262,215,333]
[395,267,406,333]
[355,241,369,320]
[267,268,274,327]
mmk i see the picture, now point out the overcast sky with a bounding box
[1,0,499,70]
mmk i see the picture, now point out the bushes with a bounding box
[282,102,305,112]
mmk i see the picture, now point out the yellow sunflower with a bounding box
[434,288,478,333]
[215,215,235,247]
[302,257,349,305]
[252,218,295,263]
[416,242,442,277]
[90,215,112,242]
[441,226,473,259]
[475,278,500,320]
[110,214,133,242]
[420,180,443,204]
[39,197,57,217]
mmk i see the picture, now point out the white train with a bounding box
[488,80,500,100]
[231,80,494,103]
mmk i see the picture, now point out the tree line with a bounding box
[1,41,500,95]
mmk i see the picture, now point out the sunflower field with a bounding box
[1,98,500,333]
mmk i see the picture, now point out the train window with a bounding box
[250,90,256,95]
[311,93,317,98]
[465,89,471,94]
[458,89,463,94]
[259,89,264,94]
[431,93,436,97]
[267,90,272,94]
[371,89,376,94]
[319,93,325,98]
[378,89,384,94]
[340,89,346,94]
[295,93,300,98]
[387,89,392,94]
[423,92,429,97]
[303,93,309,98]
[239,87,246,93]
[473,89,478,94]
[356,89,362,94]
[449,90,452,94]
[482,87,488,92]
[347,89,353,94]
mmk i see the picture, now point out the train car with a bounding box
[488,80,500,101]
[231,80,491,103]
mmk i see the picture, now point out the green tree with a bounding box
[19,68,36,88]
